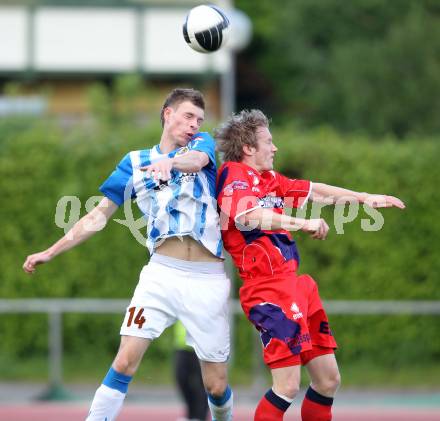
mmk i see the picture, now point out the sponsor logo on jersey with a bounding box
[319,321,333,335]
[152,172,196,191]
[291,332,311,346]
[190,135,205,149]
[153,179,170,191]
[290,302,304,320]
[179,172,197,183]
[285,332,311,353]
[176,146,190,156]
[224,180,249,196]
[258,195,284,209]
[291,302,300,313]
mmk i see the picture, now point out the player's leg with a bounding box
[239,276,308,421]
[193,319,233,421]
[175,348,208,421]
[302,351,340,421]
[179,265,232,421]
[200,360,232,421]
[255,364,301,421]
[86,335,151,421]
[87,260,177,421]
[296,274,339,420]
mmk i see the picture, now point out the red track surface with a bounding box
[0,404,439,421]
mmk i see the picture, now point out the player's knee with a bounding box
[204,378,228,398]
[112,355,137,376]
[331,371,342,392]
[326,370,341,393]
[273,380,300,400]
[314,371,341,396]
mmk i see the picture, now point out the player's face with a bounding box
[253,126,278,172]
[164,101,205,147]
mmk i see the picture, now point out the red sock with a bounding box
[254,389,291,421]
[301,387,333,421]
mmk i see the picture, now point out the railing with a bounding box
[1,299,439,399]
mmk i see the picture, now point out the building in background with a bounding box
[0,0,233,119]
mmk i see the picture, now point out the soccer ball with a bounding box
[183,5,230,53]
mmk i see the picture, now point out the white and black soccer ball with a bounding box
[183,5,230,53]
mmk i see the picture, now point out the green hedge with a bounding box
[273,125,440,300]
[1,118,439,380]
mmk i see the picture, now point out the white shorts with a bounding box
[120,254,231,363]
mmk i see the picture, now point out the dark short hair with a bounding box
[214,109,270,162]
[160,88,205,127]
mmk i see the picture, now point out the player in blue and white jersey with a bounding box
[23,88,233,421]
[101,128,223,259]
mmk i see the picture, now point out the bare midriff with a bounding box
[155,236,221,262]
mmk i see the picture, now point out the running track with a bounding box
[1,404,439,421]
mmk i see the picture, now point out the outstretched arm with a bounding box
[140,151,209,181]
[311,182,405,209]
[23,197,118,274]
[237,208,329,240]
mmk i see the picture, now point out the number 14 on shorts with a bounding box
[126,306,146,329]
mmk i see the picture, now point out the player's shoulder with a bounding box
[123,149,143,160]
[217,162,253,196]
[123,148,156,168]
[217,160,245,181]
[124,148,152,157]
[219,161,253,182]
[268,169,283,180]
[262,169,288,184]
[219,161,249,173]
[261,169,278,177]
[192,131,213,140]
[189,131,214,147]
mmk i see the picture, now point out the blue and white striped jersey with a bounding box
[99,132,223,258]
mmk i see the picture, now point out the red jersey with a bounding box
[217,161,311,281]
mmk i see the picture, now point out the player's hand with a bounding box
[364,195,405,209]
[23,251,52,274]
[140,158,174,181]
[302,218,329,240]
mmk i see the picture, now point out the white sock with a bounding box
[85,384,126,421]
[208,389,233,421]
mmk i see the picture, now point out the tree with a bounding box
[236,0,440,137]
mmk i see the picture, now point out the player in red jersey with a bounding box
[215,110,405,421]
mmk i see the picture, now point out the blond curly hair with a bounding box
[214,109,269,162]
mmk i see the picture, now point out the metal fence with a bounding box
[1,299,439,399]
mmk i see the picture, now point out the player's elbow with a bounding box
[83,211,109,233]
[189,151,209,172]
[194,153,209,172]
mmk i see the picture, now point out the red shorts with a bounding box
[239,273,337,369]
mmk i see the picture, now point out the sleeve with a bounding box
[217,164,260,223]
[275,172,312,209]
[188,131,216,166]
[99,153,136,207]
